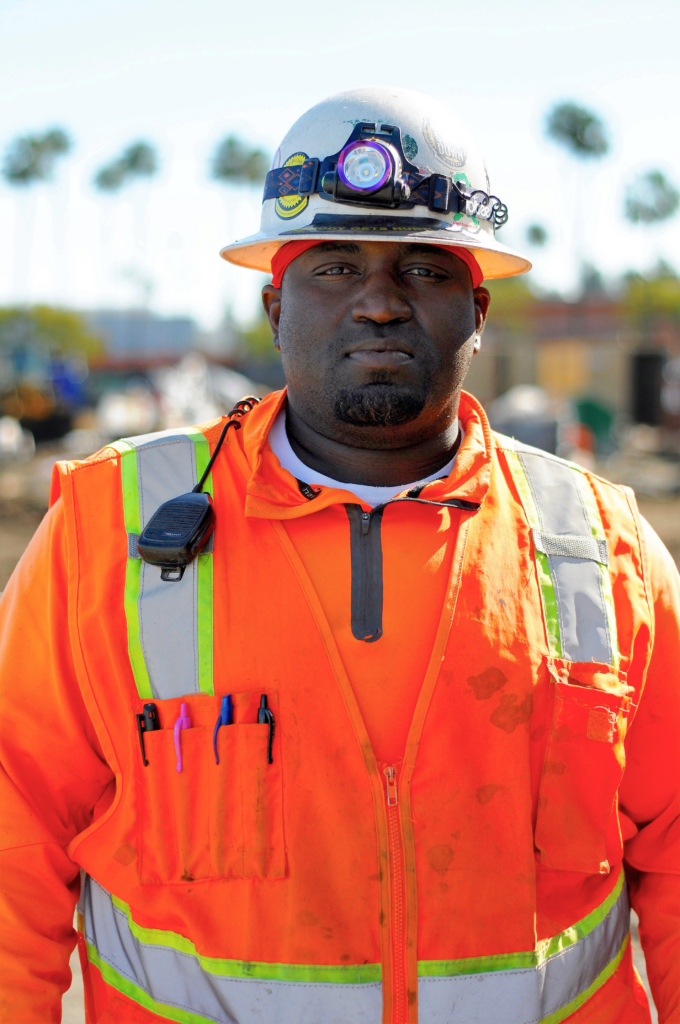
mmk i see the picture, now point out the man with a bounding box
[0,87,678,1024]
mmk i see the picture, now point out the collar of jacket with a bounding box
[232,387,494,521]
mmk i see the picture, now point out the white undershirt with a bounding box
[268,408,461,508]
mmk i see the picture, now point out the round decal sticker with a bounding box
[422,119,466,169]
[275,152,309,220]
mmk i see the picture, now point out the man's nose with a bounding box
[351,269,412,325]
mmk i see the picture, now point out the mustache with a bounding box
[330,324,433,357]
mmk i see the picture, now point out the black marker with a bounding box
[257,694,275,765]
[136,702,160,766]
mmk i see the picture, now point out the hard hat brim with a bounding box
[220,219,532,281]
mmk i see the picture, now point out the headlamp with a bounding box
[338,140,393,194]
[318,123,411,208]
[263,122,509,228]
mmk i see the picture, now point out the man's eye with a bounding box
[319,265,353,276]
[405,266,441,277]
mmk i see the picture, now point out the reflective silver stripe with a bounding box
[532,529,609,566]
[514,442,613,665]
[417,879,629,1024]
[79,876,383,1024]
[122,430,208,699]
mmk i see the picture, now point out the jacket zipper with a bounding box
[344,505,385,643]
[384,765,406,1024]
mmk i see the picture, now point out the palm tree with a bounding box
[210,136,269,185]
[545,104,608,159]
[545,102,609,290]
[526,224,549,247]
[210,135,271,322]
[2,127,72,298]
[93,142,159,305]
[625,171,679,225]
[94,141,158,192]
[2,128,72,185]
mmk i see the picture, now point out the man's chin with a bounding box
[333,385,425,428]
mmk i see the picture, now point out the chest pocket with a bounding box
[500,437,636,874]
[134,691,285,884]
[535,659,632,874]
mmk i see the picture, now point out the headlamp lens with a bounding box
[338,141,391,192]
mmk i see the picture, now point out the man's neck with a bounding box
[284,404,461,487]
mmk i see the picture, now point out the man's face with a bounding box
[262,241,490,450]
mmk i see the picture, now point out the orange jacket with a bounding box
[1,389,679,1024]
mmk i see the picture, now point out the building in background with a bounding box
[466,272,680,456]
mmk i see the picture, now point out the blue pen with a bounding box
[213,694,233,764]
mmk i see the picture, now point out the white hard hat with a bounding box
[220,86,531,281]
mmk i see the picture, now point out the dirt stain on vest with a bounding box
[427,844,454,874]
[490,692,533,733]
[468,667,508,700]
[296,909,321,927]
[476,784,501,805]
[113,844,136,866]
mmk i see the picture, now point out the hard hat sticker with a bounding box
[402,134,419,162]
[423,119,466,169]
[275,152,309,220]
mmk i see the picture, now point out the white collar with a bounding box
[267,408,462,508]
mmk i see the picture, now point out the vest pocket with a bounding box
[210,724,285,878]
[133,691,284,884]
[535,659,632,875]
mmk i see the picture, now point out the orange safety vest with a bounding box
[41,390,654,1023]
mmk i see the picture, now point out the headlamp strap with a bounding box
[263,162,508,227]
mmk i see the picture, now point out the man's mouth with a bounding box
[346,339,414,367]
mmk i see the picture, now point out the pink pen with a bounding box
[173,702,191,772]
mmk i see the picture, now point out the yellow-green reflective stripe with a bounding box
[196,552,213,695]
[504,447,562,658]
[189,429,214,697]
[540,933,628,1024]
[115,443,152,697]
[418,871,624,977]
[86,940,208,1024]
[109,893,381,984]
[572,469,620,669]
[117,443,141,535]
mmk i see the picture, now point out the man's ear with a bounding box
[262,284,282,350]
[473,286,491,331]
[471,286,490,355]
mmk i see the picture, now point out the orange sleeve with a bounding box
[620,516,680,1023]
[0,498,115,1023]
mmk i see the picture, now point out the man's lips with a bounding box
[346,339,414,367]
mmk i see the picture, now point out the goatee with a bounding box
[333,384,426,427]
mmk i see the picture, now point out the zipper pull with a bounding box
[361,511,371,536]
[384,765,398,806]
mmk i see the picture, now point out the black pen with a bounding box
[257,694,275,764]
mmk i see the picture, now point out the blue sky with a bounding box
[1,0,680,327]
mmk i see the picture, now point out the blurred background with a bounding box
[2,1,677,1016]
